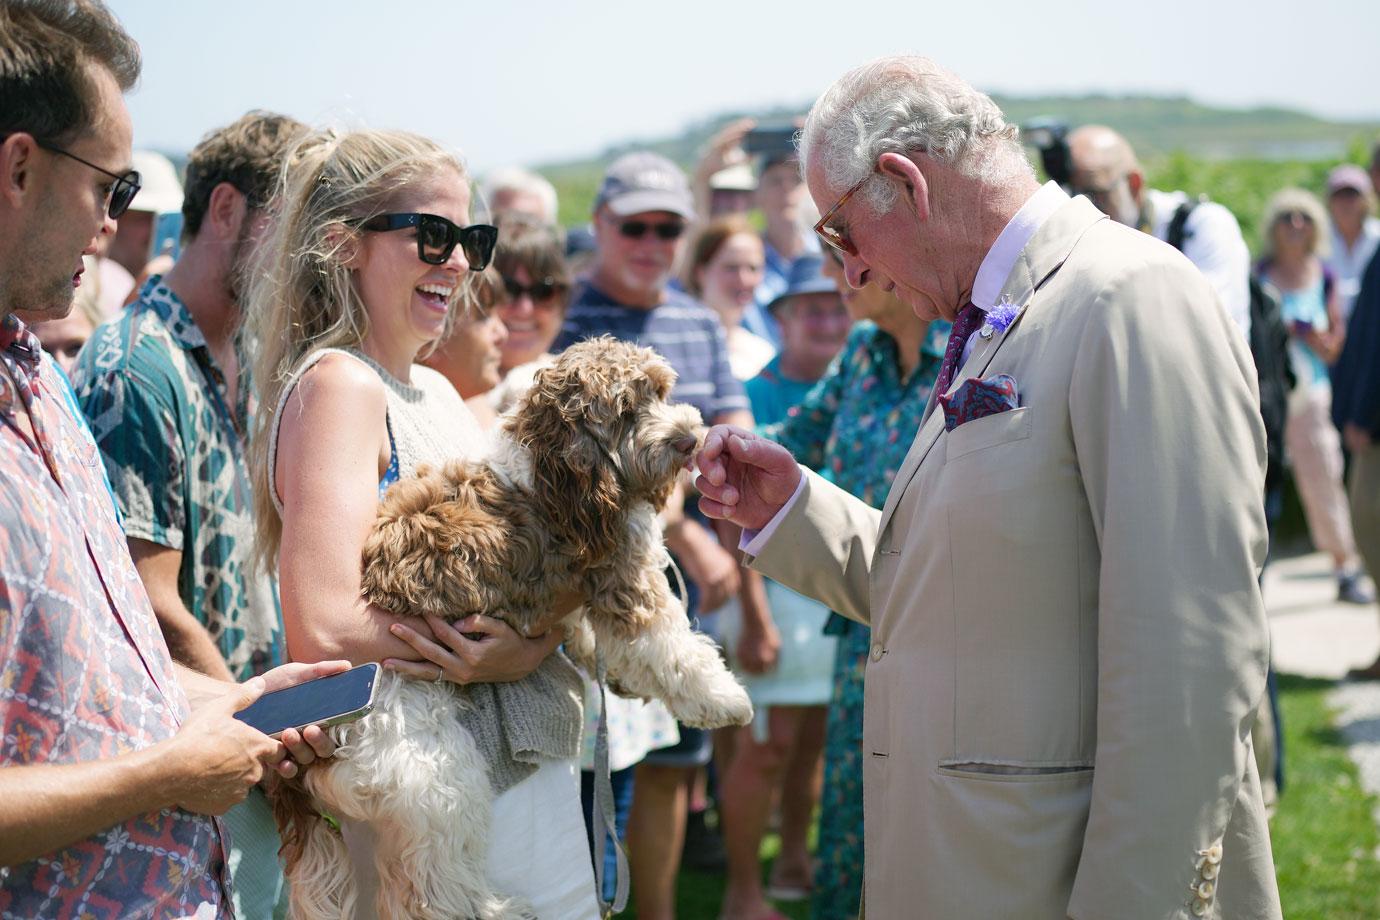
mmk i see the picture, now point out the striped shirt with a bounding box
[554,282,748,424]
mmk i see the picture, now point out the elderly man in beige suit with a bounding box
[695,56,1280,920]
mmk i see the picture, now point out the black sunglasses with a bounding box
[501,275,567,304]
[35,140,142,219]
[356,212,497,270]
[618,219,685,241]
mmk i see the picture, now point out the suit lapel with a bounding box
[875,198,1107,541]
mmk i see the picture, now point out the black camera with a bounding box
[1020,118,1073,188]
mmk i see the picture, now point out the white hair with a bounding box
[800,55,1032,213]
[480,166,558,223]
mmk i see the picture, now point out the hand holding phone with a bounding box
[164,678,285,815]
[235,662,379,739]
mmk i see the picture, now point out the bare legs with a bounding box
[718,705,827,920]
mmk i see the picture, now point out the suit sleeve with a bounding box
[1065,258,1271,915]
[746,468,879,625]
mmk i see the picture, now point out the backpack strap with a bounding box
[1166,195,1207,252]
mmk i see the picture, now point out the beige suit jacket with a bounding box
[750,197,1281,919]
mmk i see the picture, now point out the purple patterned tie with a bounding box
[933,302,984,398]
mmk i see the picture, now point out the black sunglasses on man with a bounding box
[30,139,142,219]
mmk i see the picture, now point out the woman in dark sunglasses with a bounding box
[1255,186,1371,609]
[246,127,598,920]
[483,212,571,411]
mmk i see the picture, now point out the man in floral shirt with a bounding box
[0,3,340,916]
[73,109,307,918]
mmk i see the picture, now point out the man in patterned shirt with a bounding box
[0,3,342,916]
[73,109,307,917]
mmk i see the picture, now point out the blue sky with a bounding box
[110,0,1380,172]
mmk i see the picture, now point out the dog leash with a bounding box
[591,557,690,918]
[593,644,630,918]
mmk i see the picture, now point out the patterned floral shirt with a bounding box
[73,278,281,682]
[760,319,950,634]
[0,312,230,918]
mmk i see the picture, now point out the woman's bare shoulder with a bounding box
[277,352,388,452]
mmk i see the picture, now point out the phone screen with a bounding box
[153,211,184,261]
[234,663,378,737]
[743,126,797,158]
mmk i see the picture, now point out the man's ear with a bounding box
[877,151,929,223]
[0,134,41,210]
[204,181,248,242]
[1127,170,1145,201]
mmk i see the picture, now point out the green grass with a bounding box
[616,675,1380,918]
[1272,674,1380,919]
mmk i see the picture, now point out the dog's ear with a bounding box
[360,467,499,618]
[513,370,624,568]
[641,352,676,401]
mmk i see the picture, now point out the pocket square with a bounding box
[939,374,1019,432]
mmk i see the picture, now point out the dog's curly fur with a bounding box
[280,338,753,920]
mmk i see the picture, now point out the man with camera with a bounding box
[1065,125,1252,337]
[0,3,341,915]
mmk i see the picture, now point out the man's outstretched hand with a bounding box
[694,426,801,532]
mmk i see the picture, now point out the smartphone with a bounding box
[743,125,798,159]
[152,211,183,262]
[234,662,379,738]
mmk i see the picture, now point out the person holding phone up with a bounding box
[1256,188,1372,605]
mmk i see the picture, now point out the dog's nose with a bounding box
[673,435,697,454]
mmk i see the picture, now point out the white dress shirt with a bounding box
[739,181,1068,556]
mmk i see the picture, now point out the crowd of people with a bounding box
[5,2,1380,919]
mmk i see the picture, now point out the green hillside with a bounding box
[536,94,1378,229]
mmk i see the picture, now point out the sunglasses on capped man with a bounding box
[31,139,142,219]
[616,218,686,241]
[355,212,498,270]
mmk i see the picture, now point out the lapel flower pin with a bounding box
[978,297,1021,340]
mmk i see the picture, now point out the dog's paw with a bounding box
[667,676,754,729]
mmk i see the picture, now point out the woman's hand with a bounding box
[383,614,562,684]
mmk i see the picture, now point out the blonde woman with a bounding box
[248,128,597,919]
[1257,187,1372,603]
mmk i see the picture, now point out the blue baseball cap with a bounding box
[594,151,696,220]
[764,255,838,314]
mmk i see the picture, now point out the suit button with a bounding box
[1200,862,1218,880]
[1204,843,1222,864]
[1196,880,1215,899]
[870,643,884,662]
[1190,898,1208,917]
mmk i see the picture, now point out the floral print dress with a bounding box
[759,318,949,920]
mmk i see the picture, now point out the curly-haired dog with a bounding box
[280,337,753,920]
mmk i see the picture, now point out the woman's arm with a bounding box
[274,354,416,665]
[274,354,559,682]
